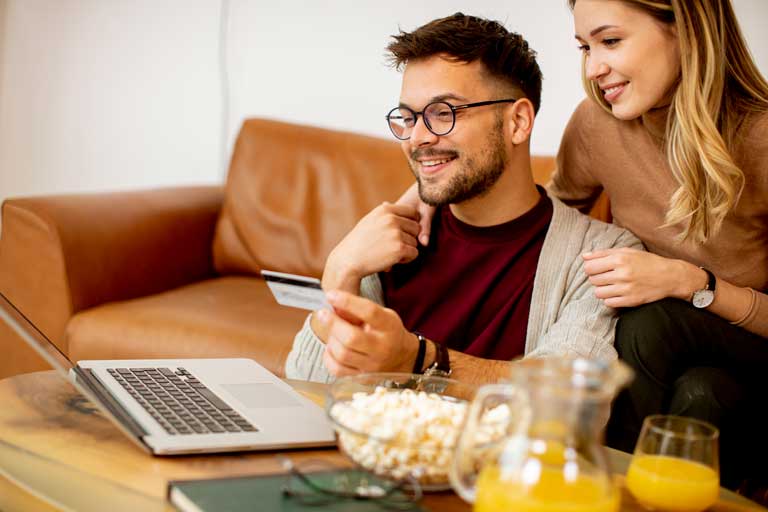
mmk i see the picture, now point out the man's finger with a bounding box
[399,245,420,264]
[323,348,360,377]
[396,217,422,238]
[326,290,386,326]
[384,202,421,220]
[399,231,419,249]
[325,312,372,353]
[325,338,370,370]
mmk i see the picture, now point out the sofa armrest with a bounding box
[0,186,223,353]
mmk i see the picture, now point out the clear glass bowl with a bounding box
[326,372,477,490]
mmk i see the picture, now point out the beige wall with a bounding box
[0,0,766,208]
[0,0,6,130]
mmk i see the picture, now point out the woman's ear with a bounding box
[505,98,535,145]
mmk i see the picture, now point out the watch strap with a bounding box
[700,267,716,293]
[411,333,427,374]
[423,339,451,377]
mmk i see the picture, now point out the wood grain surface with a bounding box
[0,371,762,512]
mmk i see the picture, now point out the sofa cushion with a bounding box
[213,119,414,278]
[66,276,308,376]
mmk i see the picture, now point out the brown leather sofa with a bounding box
[0,118,608,380]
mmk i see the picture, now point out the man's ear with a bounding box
[504,98,535,145]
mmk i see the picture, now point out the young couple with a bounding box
[287,1,768,489]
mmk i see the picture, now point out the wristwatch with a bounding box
[422,339,451,378]
[691,267,716,309]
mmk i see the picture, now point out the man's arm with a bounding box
[526,226,644,361]
[311,202,421,340]
[321,202,421,293]
[319,290,518,385]
[305,201,422,341]
[443,349,515,386]
[285,276,385,382]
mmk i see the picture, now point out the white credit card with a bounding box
[261,270,331,311]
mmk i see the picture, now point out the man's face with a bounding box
[398,56,508,206]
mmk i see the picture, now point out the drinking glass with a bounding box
[626,415,719,512]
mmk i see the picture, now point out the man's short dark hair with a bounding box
[386,13,543,113]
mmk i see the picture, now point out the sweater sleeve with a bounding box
[283,274,385,383]
[548,99,604,213]
[527,203,644,361]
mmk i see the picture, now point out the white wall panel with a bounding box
[0,0,766,207]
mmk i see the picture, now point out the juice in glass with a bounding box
[474,463,619,512]
[626,454,719,512]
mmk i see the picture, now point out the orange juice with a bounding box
[626,455,719,511]
[474,463,619,512]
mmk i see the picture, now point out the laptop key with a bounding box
[111,366,258,435]
[194,388,231,410]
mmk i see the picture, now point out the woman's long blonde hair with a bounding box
[570,0,768,243]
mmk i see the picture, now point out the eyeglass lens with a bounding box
[278,456,422,509]
[387,102,456,140]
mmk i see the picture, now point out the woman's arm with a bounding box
[582,248,767,337]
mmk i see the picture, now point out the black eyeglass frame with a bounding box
[385,98,518,140]
[278,455,422,509]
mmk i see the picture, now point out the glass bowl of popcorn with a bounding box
[326,372,479,490]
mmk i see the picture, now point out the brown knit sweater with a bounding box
[549,98,768,338]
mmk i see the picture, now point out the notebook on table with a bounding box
[168,471,426,512]
[0,291,335,455]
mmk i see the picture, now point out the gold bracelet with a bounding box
[730,287,757,326]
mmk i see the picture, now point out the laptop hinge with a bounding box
[72,366,150,441]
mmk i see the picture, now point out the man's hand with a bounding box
[582,247,707,308]
[315,290,418,376]
[322,202,421,293]
[396,182,435,246]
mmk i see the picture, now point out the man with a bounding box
[285,13,641,384]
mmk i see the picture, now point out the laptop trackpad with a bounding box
[221,383,302,409]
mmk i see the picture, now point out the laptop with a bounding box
[0,291,335,455]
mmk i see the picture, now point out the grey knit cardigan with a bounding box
[285,196,643,383]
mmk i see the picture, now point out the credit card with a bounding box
[261,270,331,311]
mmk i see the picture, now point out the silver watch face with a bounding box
[692,289,715,308]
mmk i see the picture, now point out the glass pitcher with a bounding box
[450,357,633,512]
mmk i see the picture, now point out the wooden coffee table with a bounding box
[0,371,763,512]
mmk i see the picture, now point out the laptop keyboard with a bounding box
[107,367,258,435]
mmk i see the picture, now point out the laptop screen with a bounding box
[0,291,75,374]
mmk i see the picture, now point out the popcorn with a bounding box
[329,386,510,487]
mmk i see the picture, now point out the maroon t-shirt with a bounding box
[380,189,553,360]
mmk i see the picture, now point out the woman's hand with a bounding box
[396,182,435,246]
[582,248,707,308]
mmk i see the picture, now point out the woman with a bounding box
[401,0,768,489]
[558,0,768,490]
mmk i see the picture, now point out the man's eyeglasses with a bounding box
[385,99,517,140]
[278,455,422,510]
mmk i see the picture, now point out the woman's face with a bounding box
[573,0,681,120]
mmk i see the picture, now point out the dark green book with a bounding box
[168,470,427,512]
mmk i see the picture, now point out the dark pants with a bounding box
[606,298,768,489]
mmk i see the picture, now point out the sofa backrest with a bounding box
[212,118,558,278]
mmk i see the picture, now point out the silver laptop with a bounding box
[0,291,335,455]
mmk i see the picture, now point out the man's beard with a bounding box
[411,123,507,207]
